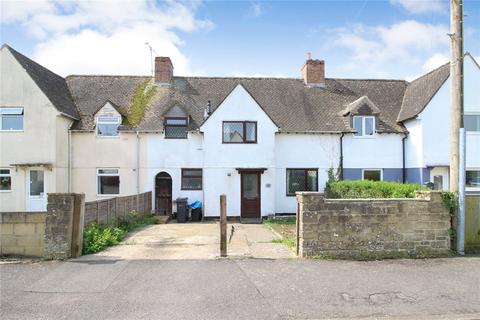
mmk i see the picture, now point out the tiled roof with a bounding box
[397,63,450,122]
[66,75,408,133]
[3,44,79,119]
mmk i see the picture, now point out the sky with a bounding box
[1,0,479,81]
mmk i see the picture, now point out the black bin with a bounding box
[176,198,188,223]
[191,207,202,222]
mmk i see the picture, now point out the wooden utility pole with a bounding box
[220,194,227,257]
[449,0,464,192]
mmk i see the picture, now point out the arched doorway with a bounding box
[155,172,172,215]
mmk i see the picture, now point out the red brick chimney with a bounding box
[301,56,325,87]
[155,57,173,84]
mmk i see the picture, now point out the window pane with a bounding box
[307,170,318,191]
[2,115,23,130]
[183,169,202,177]
[98,116,120,123]
[245,122,256,142]
[243,173,258,198]
[97,123,119,136]
[287,169,306,195]
[98,169,118,175]
[0,107,23,114]
[433,175,443,190]
[465,115,480,132]
[98,176,119,194]
[223,122,244,142]
[182,177,202,190]
[363,170,381,181]
[466,171,480,188]
[165,125,187,138]
[364,117,374,135]
[353,117,363,136]
[29,170,44,196]
[165,118,187,125]
[0,176,11,191]
[0,169,10,175]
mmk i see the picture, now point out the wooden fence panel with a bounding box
[466,195,480,253]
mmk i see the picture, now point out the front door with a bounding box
[28,169,46,211]
[241,171,261,219]
[155,172,172,215]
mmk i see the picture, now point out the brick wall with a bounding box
[0,212,46,257]
[296,191,451,258]
[84,192,152,226]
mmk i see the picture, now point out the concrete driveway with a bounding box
[78,222,295,261]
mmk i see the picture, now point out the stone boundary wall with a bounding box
[296,191,451,258]
[84,192,152,226]
[0,212,46,257]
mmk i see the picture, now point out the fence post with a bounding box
[71,194,85,257]
[220,194,227,257]
[96,201,100,224]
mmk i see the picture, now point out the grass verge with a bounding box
[264,217,296,251]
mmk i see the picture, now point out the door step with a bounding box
[240,218,263,224]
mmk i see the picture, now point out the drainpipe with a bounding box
[136,131,140,212]
[402,133,408,183]
[339,133,345,180]
[68,128,72,192]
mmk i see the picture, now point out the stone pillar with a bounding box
[44,193,85,259]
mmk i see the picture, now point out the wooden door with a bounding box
[241,171,261,219]
[155,172,172,215]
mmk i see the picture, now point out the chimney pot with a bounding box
[155,57,173,84]
[301,58,325,88]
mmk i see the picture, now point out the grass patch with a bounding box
[264,217,297,251]
[83,212,156,254]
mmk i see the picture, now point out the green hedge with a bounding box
[325,180,423,199]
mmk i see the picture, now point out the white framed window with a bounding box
[466,170,480,190]
[362,169,382,181]
[164,117,188,139]
[96,116,121,137]
[353,116,375,137]
[97,168,120,195]
[0,168,12,192]
[464,114,480,133]
[0,107,24,131]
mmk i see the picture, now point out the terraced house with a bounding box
[1,44,479,218]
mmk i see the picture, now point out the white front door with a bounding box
[27,169,47,211]
[430,167,449,191]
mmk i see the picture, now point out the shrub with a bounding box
[83,212,157,254]
[325,180,423,199]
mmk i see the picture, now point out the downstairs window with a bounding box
[97,168,120,195]
[286,169,318,196]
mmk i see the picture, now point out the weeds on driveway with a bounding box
[264,217,297,251]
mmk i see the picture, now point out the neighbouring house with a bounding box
[1,44,479,218]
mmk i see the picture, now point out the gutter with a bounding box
[339,133,345,180]
[68,127,72,192]
[136,131,140,212]
[402,133,408,183]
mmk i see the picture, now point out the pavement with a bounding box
[1,257,480,319]
[77,222,295,261]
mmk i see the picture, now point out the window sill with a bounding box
[180,189,203,191]
[0,190,12,193]
[0,130,24,132]
[466,132,480,136]
[353,135,375,139]
[96,194,120,197]
[96,135,120,139]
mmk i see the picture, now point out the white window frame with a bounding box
[96,168,120,196]
[353,116,375,138]
[464,112,480,135]
[96,116,121,138]
[362,169,383,181]
[0,168,12,192]
[0,107,24,132]
[466,168,480,191]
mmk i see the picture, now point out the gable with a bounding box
[200,84,278,130]
[164,105,188,118]
[95,102,122,119]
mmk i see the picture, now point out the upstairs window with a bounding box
[165,117,188,139]
[353,116,374,137]
[0,168,12,191]
[97,168,120,195]
[286,169,318,196]
[223,121,257,143]
[0,107,23,131]
[97,116,120,137]
[465,114,480,132]
[466,170,480,189]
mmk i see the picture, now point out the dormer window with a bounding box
[97,116,120,137]
[164,117,188,139]
[353,116,374,137]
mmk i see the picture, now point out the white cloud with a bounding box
[390,0,447,14]
[248,2,263,17]
[422,52,449,71]
[329,20,449,78]
[1,0,213,76]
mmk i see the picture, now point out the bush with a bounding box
[83,212,157,254]
[325,180,423,199]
